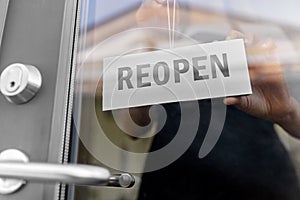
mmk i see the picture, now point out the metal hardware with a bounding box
[108,174,135,188]
[0,149,29,195]
[0,63,42,104]
[0,149,135,195]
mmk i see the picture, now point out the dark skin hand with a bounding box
[225,31,300,138]
[129,106,151,127]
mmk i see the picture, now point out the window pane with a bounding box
[73,1,300,199]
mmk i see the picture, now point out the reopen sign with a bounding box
[103,39,252,111]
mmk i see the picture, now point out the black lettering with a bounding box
[137,64,151,88]
[174,59,189,83]
[211,53,230,78]
[118,67,133,90]
[153,61,170,85]
[192,56,209,81]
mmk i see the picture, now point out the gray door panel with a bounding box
[0,0,73,199]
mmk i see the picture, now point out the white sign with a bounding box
[103,39,252,111]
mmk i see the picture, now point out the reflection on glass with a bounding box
[73,1,300,199]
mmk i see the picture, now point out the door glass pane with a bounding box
[73,1,300,199]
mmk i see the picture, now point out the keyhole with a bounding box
[10,81,15,88]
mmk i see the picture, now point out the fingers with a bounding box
[224,31,252,109]
[247,39,278,66]
[226,30,277,61]
[226,30,244,40]
[226,30,255,47]
[136,0,164,25]
[224,96,251,111]
[226,30,283,84]
[223,97,240,105]
[136,0,178,26]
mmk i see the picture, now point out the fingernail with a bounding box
[223,97,238,105]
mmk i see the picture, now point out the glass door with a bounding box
[72,0,300,199]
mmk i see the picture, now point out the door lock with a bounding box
[0,63,42,104]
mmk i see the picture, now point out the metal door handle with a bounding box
[0,149,135,195]
[0,162,135,188]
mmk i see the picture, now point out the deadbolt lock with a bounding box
[0,63,42,104]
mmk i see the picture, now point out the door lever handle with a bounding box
[0,162,135,188]
[0,149,135,195]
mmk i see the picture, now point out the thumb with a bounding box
[224,96,252,112]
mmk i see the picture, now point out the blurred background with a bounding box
[74,1,300,199]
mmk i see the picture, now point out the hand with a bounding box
[129,106,151,126]
[136,0,178,27]
[224,31,300,138]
